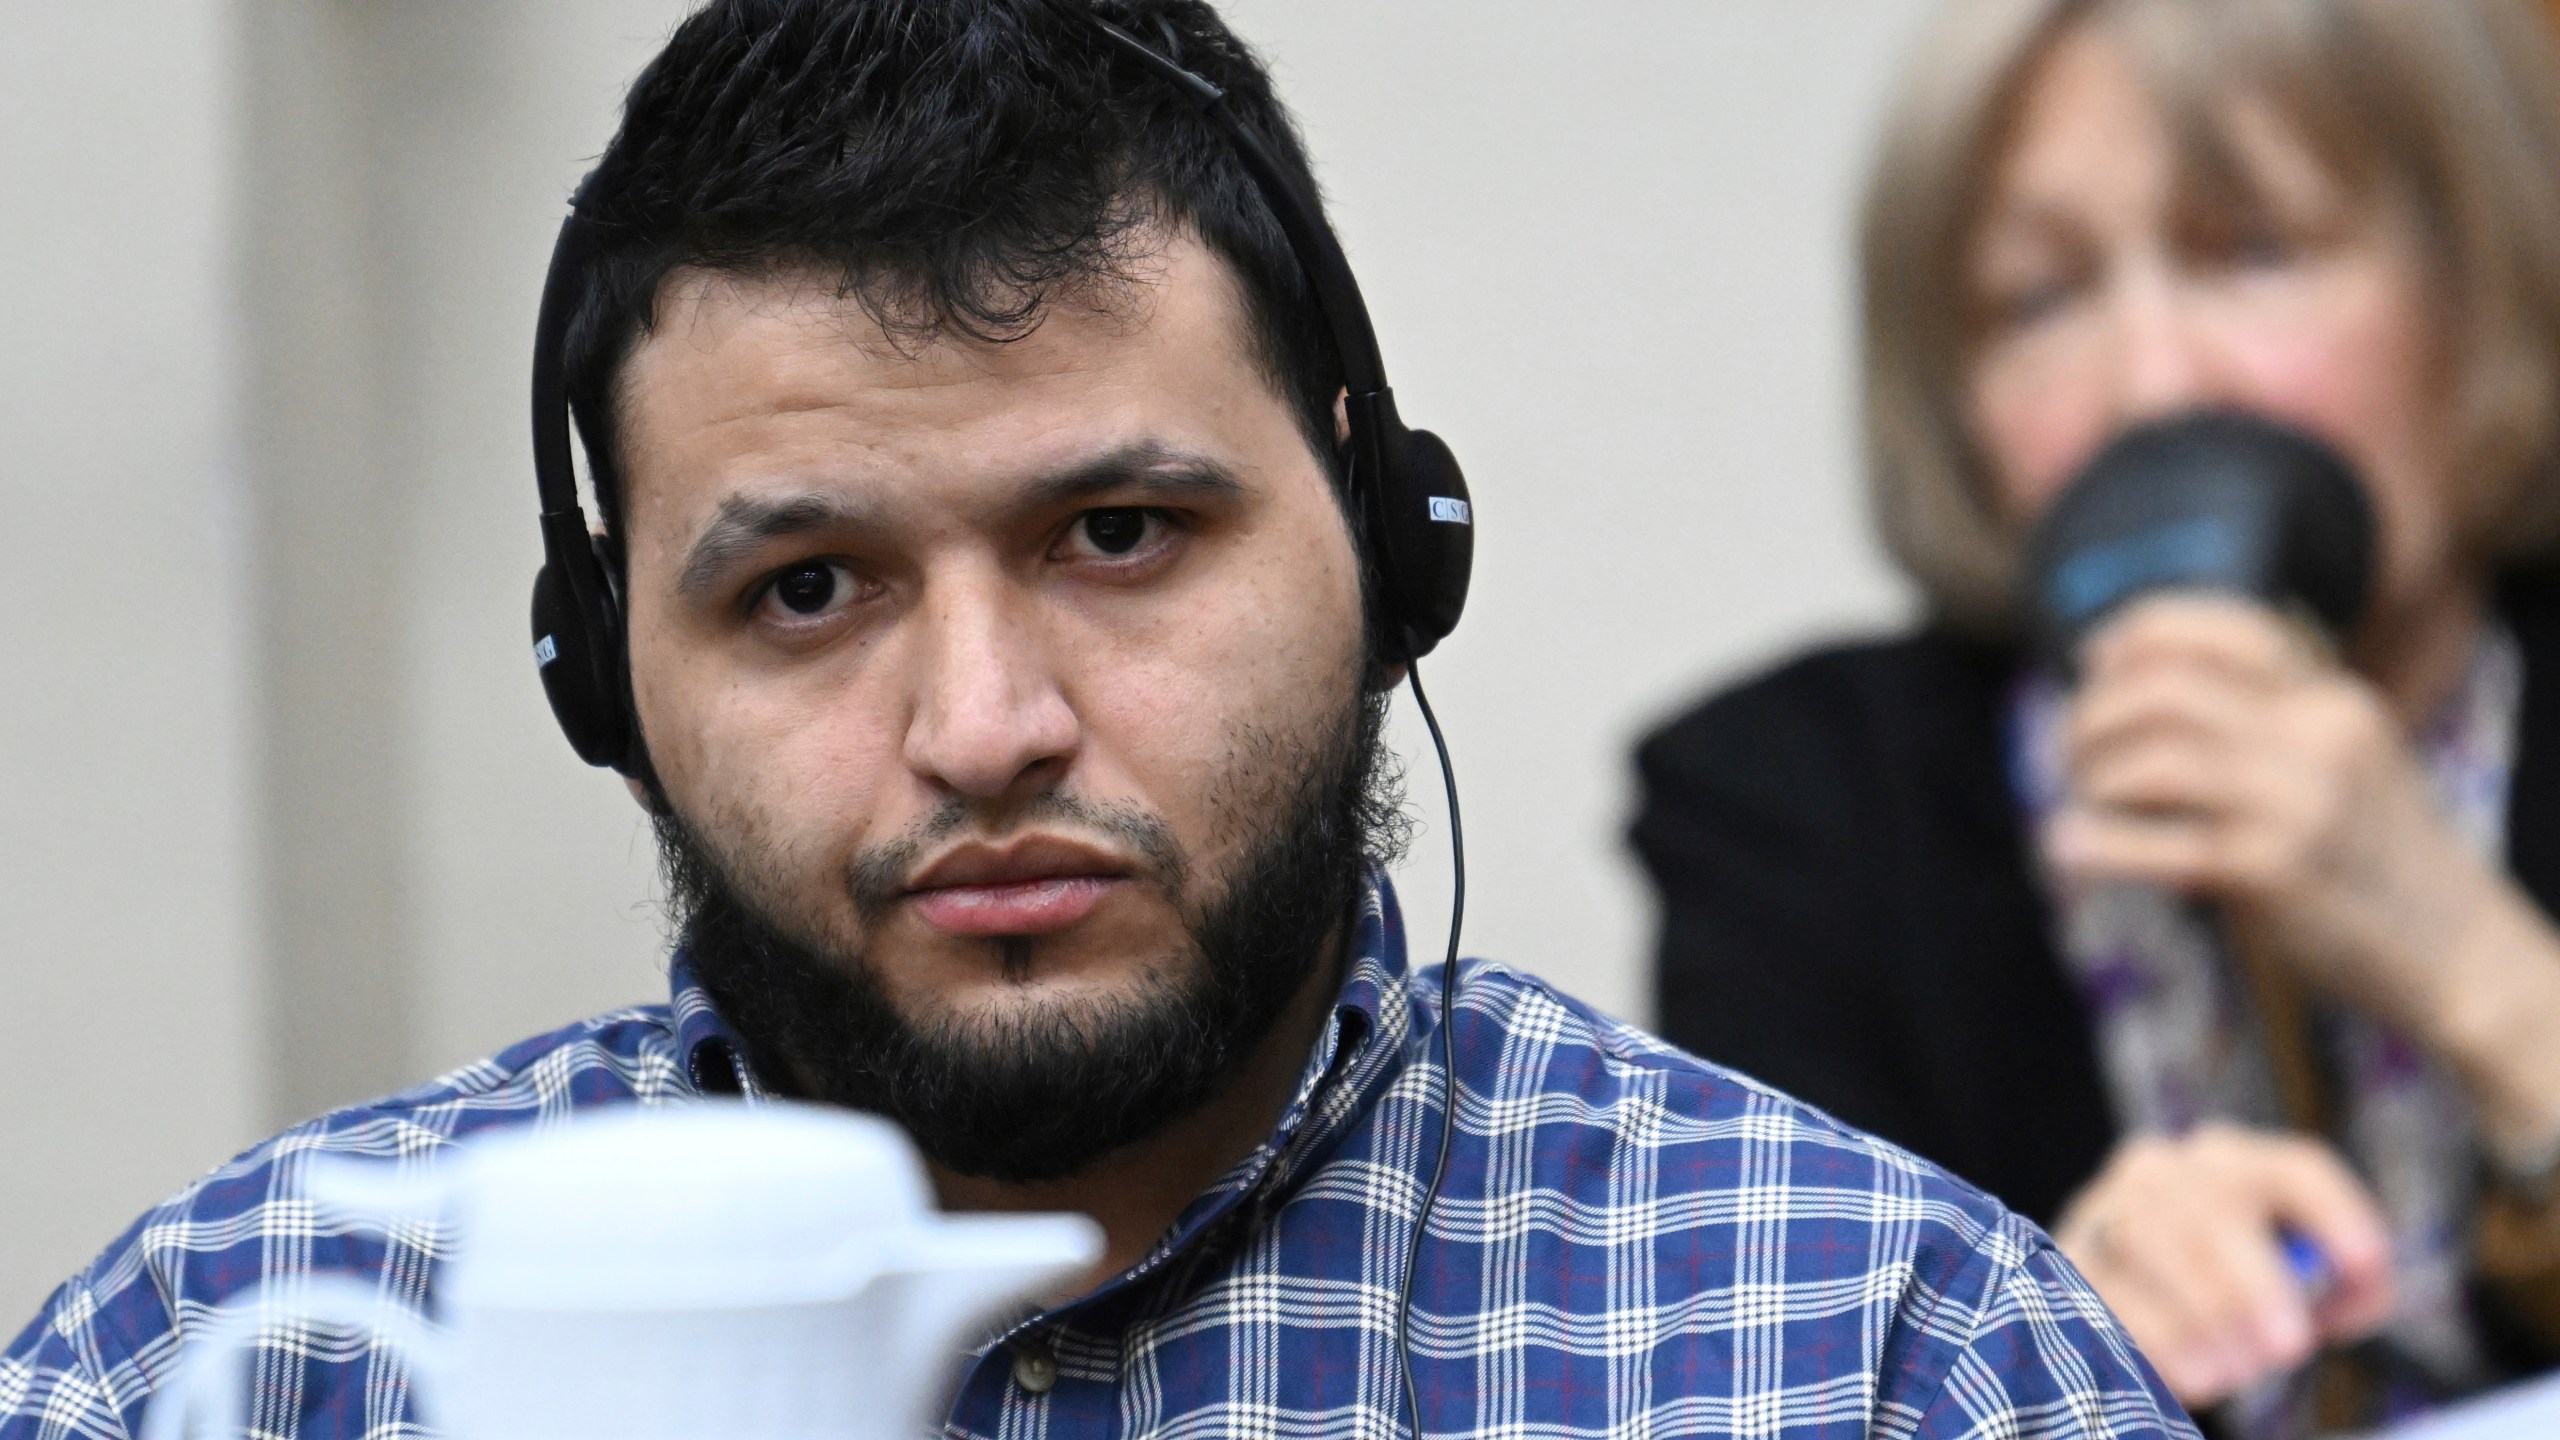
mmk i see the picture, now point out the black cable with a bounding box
[1395,661,1464,1439]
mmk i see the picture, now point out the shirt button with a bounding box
[1009,1343,1059,1396]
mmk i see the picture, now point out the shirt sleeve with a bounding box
[2,1281,140,1440]
[1882,1238,2199,1440]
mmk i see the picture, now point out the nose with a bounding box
[900,566,1080,802]
[2107,263,2225,425]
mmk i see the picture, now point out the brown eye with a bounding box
[1996,280,2074,331]
[2225,225,2300,270]
[776,564,835,613]
[766,561,851,617]
[1080,508,1151,555]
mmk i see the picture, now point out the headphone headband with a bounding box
[1075,13,1390,398]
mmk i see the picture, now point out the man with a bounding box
[2,2,2192,1436]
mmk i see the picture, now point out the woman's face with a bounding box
[1963,25,2459,617]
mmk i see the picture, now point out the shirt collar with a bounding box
[668,957,760,1098]
[665,864,1422,1301]
[1153,865,1410,1207]
[1005,863,1420,1332]
[1254,863,1413,1196]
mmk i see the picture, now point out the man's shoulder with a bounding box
[3,1003,691,1440]
[230,1000,691,1170]
[1449,956,2027,1240]
[1434,961,2191,1434]
[92,1000,692,1283]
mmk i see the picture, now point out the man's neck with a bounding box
[929,939,1347,1293]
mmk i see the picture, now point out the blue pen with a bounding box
[2281,1231,2333,1303]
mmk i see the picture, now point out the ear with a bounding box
[625,774,655,812]
[1334,388,1352,446]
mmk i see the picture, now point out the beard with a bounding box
[656,684,1410,1185]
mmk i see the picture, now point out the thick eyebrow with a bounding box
[673,444,1249,602]
[678,492,880,601]
[1017,442,1250,511]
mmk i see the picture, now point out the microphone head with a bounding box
[2020,411,2376,669]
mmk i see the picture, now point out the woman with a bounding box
[1633,0,2560,1431]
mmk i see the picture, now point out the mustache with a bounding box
[655,684,1413,1183]
[843,790,1190,924]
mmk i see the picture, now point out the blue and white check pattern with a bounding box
[3,873,2195,1439]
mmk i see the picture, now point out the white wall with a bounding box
[330,0,701,1099]
[240,0,704,1138]
[1228,1,1931,1018]
[0,0,258,1322]
[0,0,1934,1326]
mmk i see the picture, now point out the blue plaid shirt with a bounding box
[4,873,2194,1438]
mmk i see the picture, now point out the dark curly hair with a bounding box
[561,0,1343,536]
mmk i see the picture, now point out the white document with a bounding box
[2367,1372,2560,1439]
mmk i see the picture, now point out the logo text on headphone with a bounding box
[1428,497,1472,525]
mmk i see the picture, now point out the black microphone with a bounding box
[2019,413,2381,1166]
[2021,411,2378,670]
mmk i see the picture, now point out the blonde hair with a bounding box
[1864,0,2560,630]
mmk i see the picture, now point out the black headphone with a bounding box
[527,6,1475,776]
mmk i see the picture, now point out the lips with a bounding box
[902,835,1134,939]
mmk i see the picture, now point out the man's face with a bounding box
[615,235,1377,1174]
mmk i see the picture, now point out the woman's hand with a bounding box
[2054,1124,2395,1407]
[2048,595,2560,1158]
[2051,595,2480,1024]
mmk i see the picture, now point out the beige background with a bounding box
[0,0,1929,1324]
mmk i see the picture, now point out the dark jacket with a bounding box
[1630,570,2560,1228]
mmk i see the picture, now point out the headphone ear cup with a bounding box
[530,538,634,772]
[1368,426,1472,661]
